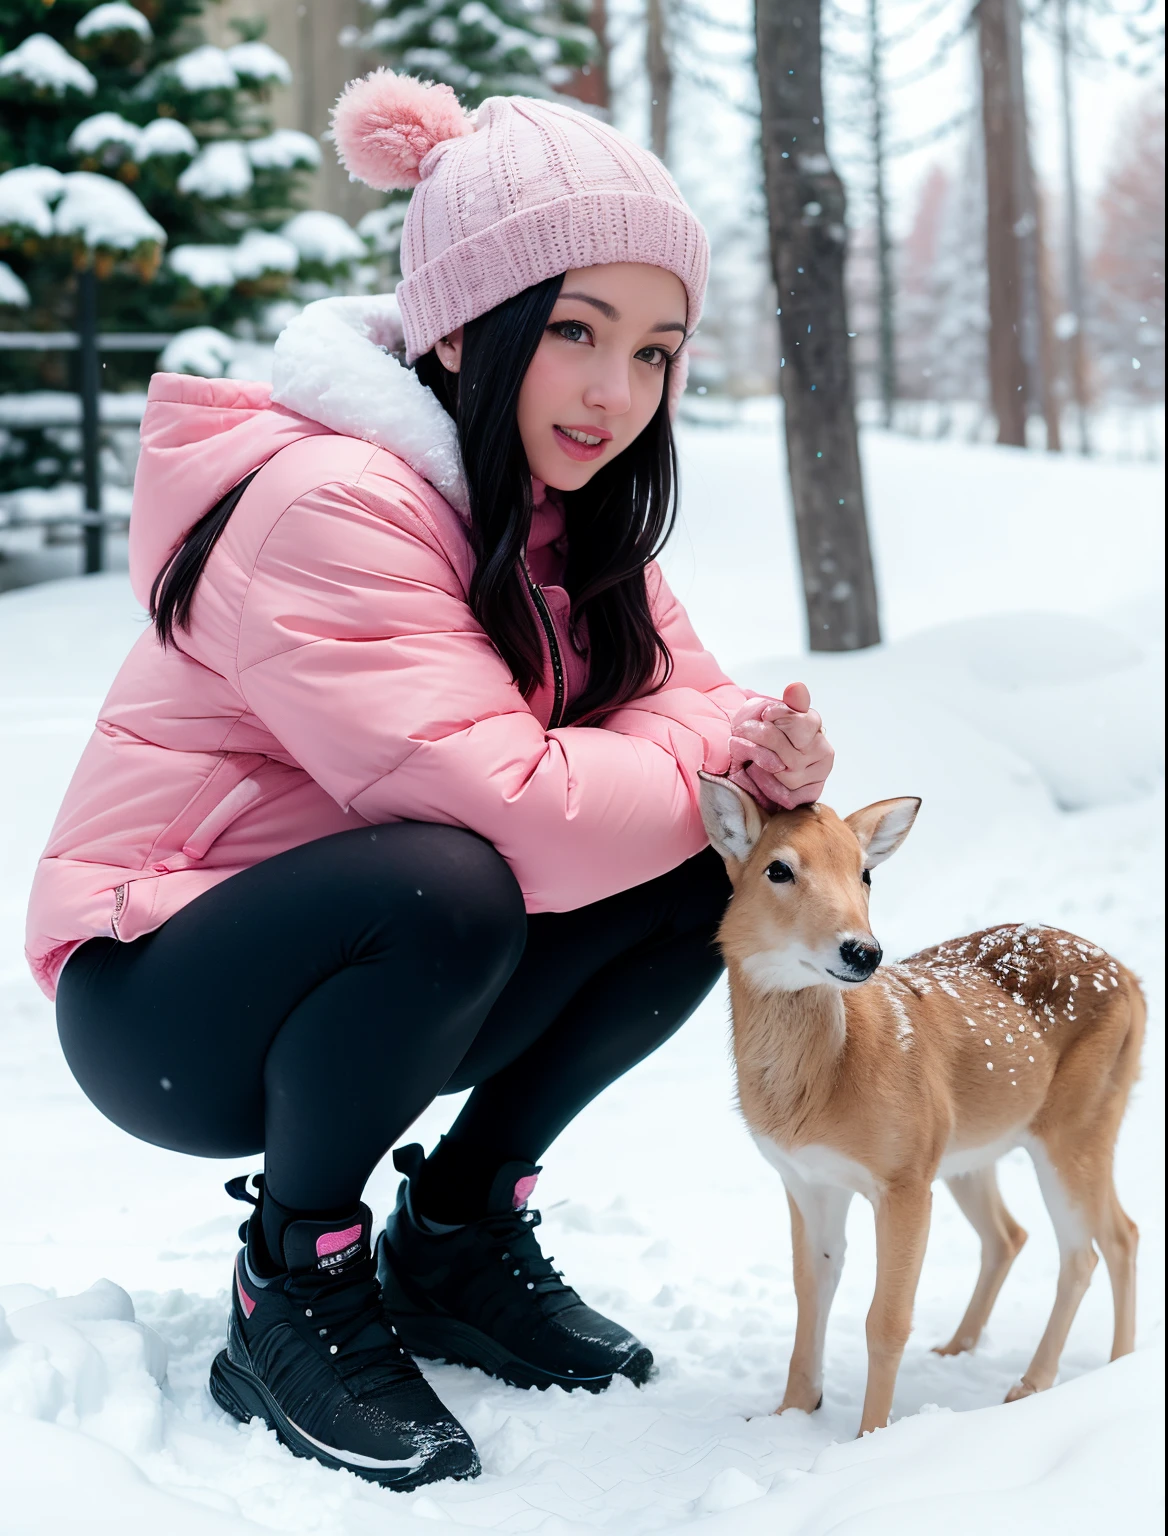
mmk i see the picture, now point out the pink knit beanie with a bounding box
[331,72,709,367]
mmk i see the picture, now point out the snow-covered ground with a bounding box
[0,423,1163,1533]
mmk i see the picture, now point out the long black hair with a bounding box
[417,272,677,719]
[151,273,679,720]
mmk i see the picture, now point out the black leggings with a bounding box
[57,825,729,1221]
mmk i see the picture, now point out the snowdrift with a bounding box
[0,427,1162,1532]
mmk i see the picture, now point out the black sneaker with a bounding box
[209,1176,479,1488]
[376,1145,654,1393]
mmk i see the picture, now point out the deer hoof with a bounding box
[1005,1378,1038,1403]
[777,1392,822,1416]
[932,1338,974,1357]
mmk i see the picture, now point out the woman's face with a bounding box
[437,262,688,492]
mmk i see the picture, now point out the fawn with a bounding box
[699,775,1143,1436]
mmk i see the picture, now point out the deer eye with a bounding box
[765,860,794,884]
[862,869,872,886]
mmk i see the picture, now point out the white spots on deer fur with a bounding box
[878,977,915,1048]
[985,1038,992,1046]
[1028,1055,1035,1062]
[987,1061,994,1070]
[1006,1033,1014,1043]
[1110,975,1119,988]
[1069,975,1080,989]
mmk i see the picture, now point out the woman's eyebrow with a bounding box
[556,292,687,336]
[558,290,619,320]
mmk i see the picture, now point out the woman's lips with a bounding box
[553,424,610,462]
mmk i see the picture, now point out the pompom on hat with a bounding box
[330,71,473,192]
[331,70,709,370]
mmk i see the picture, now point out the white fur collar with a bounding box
[270,293,469,519]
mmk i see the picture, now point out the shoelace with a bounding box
[284,1255,420,1387]
[224,1175,420,1389]
[480,1209,578,1313]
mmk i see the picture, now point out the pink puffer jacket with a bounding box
[25,295,747,999]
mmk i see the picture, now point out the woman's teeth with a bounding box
[557,427,603,445]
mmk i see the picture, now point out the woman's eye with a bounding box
[765,861,794,884]
[551,321,589,344]
[636,346,671,369]
[862,868,872,886]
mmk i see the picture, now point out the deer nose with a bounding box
[839,938,882,977]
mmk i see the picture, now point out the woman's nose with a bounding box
[582,362,632,417]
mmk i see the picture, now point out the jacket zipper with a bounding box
[524,570,566,730]
[112,883,127,940]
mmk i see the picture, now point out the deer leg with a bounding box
[934,1165,1028,1355]
[1097,1184,1138,1361]
[1008,1139,1098,1401]
[860,1181,932,1435]
[779,1179,853,1415]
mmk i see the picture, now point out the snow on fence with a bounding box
[0,322,168,571]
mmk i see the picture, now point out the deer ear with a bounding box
[699,773,764,864]
[845,797,921,867]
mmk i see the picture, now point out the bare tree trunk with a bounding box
[1033,196,1062,449]
[756,0,881,651]
[1003,0,1060,450]
[978,0,1058,448]
[866,0,897,429]
[646,0,673,162]
[1056,0,1091,452]
[977,0,1028,445]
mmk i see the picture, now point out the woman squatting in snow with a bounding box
[26,74,835,1487]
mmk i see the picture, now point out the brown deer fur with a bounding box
[699,776,1143,1436]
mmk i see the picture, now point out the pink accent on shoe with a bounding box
[512,1174,539,1210]
[235,1256,256,1318]
[317,1223,363,1258]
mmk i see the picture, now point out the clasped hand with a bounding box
[727,682,835,812]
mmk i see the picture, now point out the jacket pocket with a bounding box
[148,753,298,871]
[111,872,162,943]
[180,773,270,859]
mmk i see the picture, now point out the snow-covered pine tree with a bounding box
[0,1,368,495]
[358,0,595,106]
[352,0,597,272]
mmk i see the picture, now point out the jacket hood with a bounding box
[129,376,328,609]
[270,293,468,517]
[130,294,468,610]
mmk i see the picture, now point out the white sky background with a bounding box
[606,0,1165,244]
